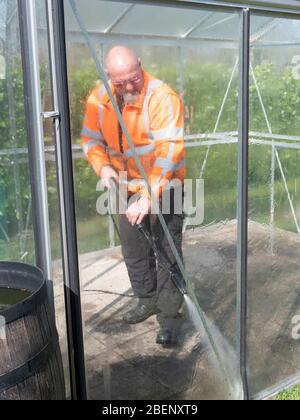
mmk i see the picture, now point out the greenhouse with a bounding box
[1,0,300,400]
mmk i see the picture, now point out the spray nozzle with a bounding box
[171,270,187,295]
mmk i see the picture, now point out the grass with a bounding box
[2,142,300,259]
[0,215,118,264]
[2,172,300,262]
[276,385,300,400]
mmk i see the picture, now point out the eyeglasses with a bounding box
[111,74,142,89]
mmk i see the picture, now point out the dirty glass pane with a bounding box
[248,15,300,398]
[191,12,239,40]
[35,0,71,399]
[65,0,242,400]
[0,0,35,264]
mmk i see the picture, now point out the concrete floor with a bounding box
[52,220,300,400]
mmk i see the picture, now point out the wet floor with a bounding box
[52,220,300,400]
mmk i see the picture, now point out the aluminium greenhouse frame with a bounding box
[16,0,300,400]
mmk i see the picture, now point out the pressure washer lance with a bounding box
[107,178,187,296]
[107,180,237,394]
[136,223,187,295]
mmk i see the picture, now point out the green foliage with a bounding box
[184,62,239,134]
[276,385,300,400]
[68,59,99,142]
[250,64,300,135]
[1,58,300,258]
[0,58,31,240]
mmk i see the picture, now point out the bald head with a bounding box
[105,46,144,102]
[105,46,140,75]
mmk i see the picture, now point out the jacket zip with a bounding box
[117,96,125,154]
[118,121,124,154]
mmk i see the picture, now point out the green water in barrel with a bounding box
[0,288,31,311]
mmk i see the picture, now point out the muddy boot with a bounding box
[155,288,183,346]
[123,297,159,324]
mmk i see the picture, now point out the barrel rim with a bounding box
[0,262,47,324]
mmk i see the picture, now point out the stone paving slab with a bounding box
[53,220,300,400]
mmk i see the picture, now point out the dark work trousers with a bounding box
[119,188,184,328]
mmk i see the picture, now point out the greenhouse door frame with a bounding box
[15,0,300,400]
[19,0,87,401]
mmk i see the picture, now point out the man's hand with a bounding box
[126,196,151,226]
[100,165,118,189]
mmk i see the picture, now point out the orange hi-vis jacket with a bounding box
[81,71,185,198]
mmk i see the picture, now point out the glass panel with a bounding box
[35,0,71,399]
[191,12,239,39]
[66,42,114,254]
[64,0,209,38]
[65,0,241,400]
[111,5,206,37]
[251,17,300,44]
[0,0,35,263]
[248,15,300,398]
[64,0,130,33]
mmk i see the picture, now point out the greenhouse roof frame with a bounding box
[3,1,300,48]
[116,0,300,15]
[0,0,300,48]
[58,0,300,50]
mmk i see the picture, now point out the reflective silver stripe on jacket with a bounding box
[173,159,185,171]
[155,142,175,176]
[151,126,183,142]
[97,84,107,99]
[142,79,164,141]
[154,158,185,172]
[150,94,179,141]
[125,143,155,159]
[81,126,104,141]
[98,104,104,129]
[106,147,124,157]
[82,139,106,155]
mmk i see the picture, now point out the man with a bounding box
[81,46,186,345]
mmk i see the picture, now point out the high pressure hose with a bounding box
[107,178,187,296]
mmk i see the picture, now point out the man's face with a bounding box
[109,62,144,104]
